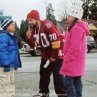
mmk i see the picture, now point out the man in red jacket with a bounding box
[26,10,67,97]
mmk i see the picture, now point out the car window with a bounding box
[87,36,94,41]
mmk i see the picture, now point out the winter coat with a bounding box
[0,30,22,69]
[60,21,90,76]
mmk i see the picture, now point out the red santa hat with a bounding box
[27,10,40,20]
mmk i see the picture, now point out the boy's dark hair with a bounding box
[0,18,14,30]
[68,18,79,32]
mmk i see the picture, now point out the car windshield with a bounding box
[87,36,94,41]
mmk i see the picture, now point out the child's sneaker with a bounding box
[33,92,43,97]
[33,92,49,97]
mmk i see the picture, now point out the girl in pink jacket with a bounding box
[60,0,90,97]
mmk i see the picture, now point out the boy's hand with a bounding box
[4,66,10,72]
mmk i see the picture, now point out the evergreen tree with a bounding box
[14,22,22,48]
[82,0,97,20]
[46,3,57,25]
[19,20,28,42]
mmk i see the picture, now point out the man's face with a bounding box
[27,18,37,28]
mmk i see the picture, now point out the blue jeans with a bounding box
[64,76,83,97]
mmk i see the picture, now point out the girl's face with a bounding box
[67,16,75,24]
[7,23,15,33]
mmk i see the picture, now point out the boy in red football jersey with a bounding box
[26,10,67,97]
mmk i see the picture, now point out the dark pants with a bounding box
[64,76,83,97]
[39,59,67,97]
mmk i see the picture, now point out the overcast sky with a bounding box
[0,0,72,27]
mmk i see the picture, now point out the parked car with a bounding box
[22,43,41,56]
[87,36,96,53]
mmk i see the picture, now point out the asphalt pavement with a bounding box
[15,50,97,97]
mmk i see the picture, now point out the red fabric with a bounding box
[27,35,35,48]
[27,10,40,20]
[27,20,64,59]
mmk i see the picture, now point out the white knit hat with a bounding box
[67,0,83,19]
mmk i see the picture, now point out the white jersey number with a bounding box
[49,33,57,41]
[40,33,50,48]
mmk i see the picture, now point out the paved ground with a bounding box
[15,50,97,97]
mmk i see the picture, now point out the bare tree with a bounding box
[55,0,70,22]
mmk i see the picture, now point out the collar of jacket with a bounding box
[2,30,14,36]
